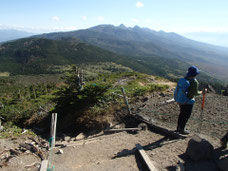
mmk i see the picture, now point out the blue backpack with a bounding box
[174,78,194,104]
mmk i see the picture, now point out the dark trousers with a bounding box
[177,104,193,130]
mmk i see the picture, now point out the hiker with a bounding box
[220,131,228,149]
[174,66,202,134]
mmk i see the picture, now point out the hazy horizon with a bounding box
[1,0,228,33]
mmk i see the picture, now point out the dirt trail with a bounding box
[45,131,222,171]
[1,128,225,171]
[0,87,227,171]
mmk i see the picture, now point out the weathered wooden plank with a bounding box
[39,160,48,171]
[136,144,158,171]
[135,114,186,139]
[104,127,141,133]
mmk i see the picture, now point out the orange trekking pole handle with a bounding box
[198,88,207,133]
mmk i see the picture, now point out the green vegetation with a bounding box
[0,63,170,134]
[1,61,227,137]
[52,65,170,132]
[0,122,36,138]
[0,38,122,75]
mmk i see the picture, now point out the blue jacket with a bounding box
[174,78,195,104]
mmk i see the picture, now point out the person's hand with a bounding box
[202,88,207,95]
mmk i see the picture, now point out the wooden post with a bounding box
[39,160,48,171]
[121,87,132,115]
[136,144,158,171]
[50,113,57,148]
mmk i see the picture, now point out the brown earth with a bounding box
[0,85,227,171]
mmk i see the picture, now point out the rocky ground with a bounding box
[0,129,226,171]
[131,88,228,139]
[0,86,227,171]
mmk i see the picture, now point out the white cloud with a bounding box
[131,18,139,23]
[145,19,151,23]
[97,16,104,22]
[136,2,144,8]
[82,16,87,21]
[52,16,60,21]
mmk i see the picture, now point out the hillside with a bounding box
[33,24,228,82]
[0,38,123,75]
[0,37,222,86]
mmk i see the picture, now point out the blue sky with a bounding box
[0,0,228,34]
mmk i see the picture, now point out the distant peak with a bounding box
[119,24,127,29]
[133,25,141,30]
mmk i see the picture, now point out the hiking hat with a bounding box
[186,66,200,77]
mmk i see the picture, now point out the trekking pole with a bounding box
[197,88,206,133]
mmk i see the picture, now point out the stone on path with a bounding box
[75,133,85,140]
[185,135,214,161]
[64,136,71,142]
[57,149,63,154]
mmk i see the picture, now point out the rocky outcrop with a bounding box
[186,135,214,161]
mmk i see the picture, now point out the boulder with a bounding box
[185,135,214,161]
[217,157,228,171]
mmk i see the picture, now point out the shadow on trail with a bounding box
[112,135,184,159]
[166,146,228,171]
[112,136,183,170]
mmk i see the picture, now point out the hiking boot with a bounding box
[220,138,227,149]
[177,128,190,135]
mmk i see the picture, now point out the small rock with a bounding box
[159,93,165,97]
[75,133,85,140]
[64,136,71,141]
[113,123,125,129]
[138,123,148,131]
[25,150,30,154]
[57,149,63,154]
[142,97,149,102]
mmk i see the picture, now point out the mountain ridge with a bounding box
[0,37,222,86]
[32,24,228,81]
